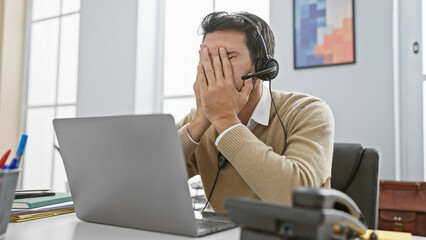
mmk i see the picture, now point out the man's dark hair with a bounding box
[199,11,275,65]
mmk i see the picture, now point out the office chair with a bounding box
[331,143,380,229]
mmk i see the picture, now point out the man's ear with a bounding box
[250,63,256,73]
[249,64,257,80]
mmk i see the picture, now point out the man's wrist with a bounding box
[212,117,241,134]
[188,118,210,142]
[185,123,200,144]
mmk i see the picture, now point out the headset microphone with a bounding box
[241,65,278,80]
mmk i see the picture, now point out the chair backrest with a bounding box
[331,143,380,229]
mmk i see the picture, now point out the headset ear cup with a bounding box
[255,57,279,80]
[265,58,279,80]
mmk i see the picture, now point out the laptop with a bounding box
[53,114,236,237]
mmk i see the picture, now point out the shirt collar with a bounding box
[247,82,271,130]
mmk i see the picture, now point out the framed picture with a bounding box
[293,0,355,69]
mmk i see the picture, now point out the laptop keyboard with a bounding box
[196,219,229,229]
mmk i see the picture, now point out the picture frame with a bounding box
[293,0,356,69]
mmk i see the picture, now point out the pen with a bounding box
[7,157,18,169]
[16,134,28,166]
[15,189,50,192]
[0,149,11,169]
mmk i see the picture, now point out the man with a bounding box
[177,12,334,213]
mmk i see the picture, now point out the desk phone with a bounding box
[225,187,373,240]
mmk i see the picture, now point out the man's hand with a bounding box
[187,46,212,142]
[198,46,253,134]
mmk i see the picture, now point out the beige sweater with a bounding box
[177,90,334,213]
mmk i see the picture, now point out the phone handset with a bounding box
[292,187,362,219]
[293,187,368,233]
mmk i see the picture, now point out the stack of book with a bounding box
[10,191,74,222]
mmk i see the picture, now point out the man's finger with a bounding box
[200,47,216,85]
[210,46,224,81]
[219,47,232,80]
[197,63,208,91]
[198,49,202,63]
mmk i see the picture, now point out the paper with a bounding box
[361,229,412,240]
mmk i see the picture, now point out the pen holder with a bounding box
[0,169,20,240]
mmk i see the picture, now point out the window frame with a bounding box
[20,0,80,189]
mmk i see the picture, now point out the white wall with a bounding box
[77,0,138,117]
[270,0,397,180]
[77,0,160,117]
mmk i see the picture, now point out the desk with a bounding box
[5,213,239,240]
[5,213,426,240]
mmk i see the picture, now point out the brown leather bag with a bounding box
[378,181,426,236]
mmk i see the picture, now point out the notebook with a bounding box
[10,201,75,222]
[53,114,236,237]
[12,193,72,209]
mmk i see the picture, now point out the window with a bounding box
[22,0,80,191]
[399,0,424,181]
[162,0,270,121]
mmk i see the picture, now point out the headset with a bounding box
[237,14,279,81]
[201,14,287,213]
